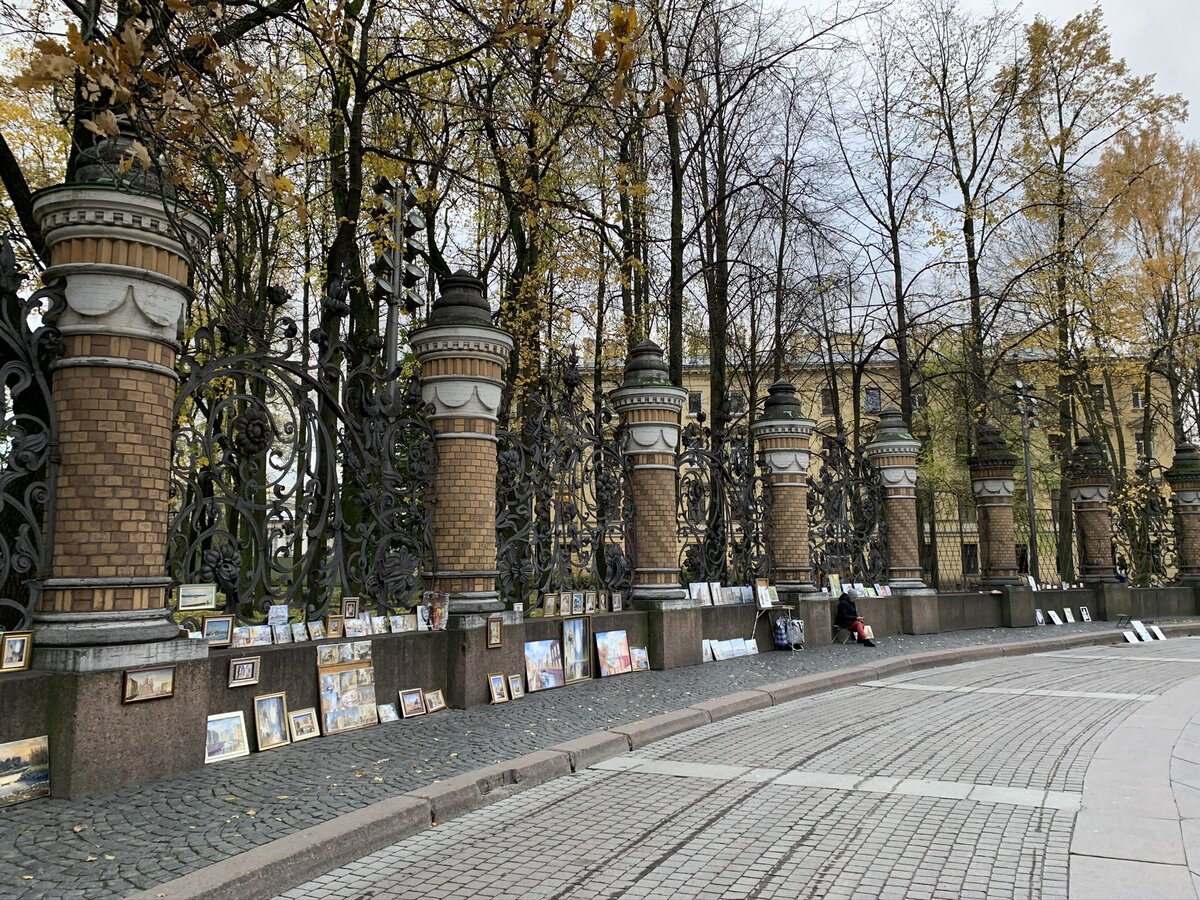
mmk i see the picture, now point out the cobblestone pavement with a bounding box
[281,636,1200,900]
[0,621,1183,899]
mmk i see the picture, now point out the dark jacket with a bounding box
[835,594,859,628]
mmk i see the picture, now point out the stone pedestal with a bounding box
[1167,442,1200,585]
[1069,437,1118,584]
[443,609,525,709]
[1000,585,1037,628]
[781,590,832,646]
[645,607,703,669]
[751,380,816,593]
[969,423,1021,586]
[1089,582,1131,621]
[865,409,926,590]
[899,588,939,634]
[410,272,514,615]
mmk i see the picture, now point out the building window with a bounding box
[687,391,702,418]
[961,543,980,576]
[728,392,746,415]
[1131,388,1145,410]
[821,389,834,415]
[912,390,927,410]
[1090,383,1105,412]
[865,387,882,413]
[1047,434,1062,458]
[1135,432,1149,460]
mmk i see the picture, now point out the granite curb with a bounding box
[130,624,1200,900]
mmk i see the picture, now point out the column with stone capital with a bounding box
[1069,437,1117,583]
[865,409,926,590]
[1166,442,1200,584]
[610,340,689,608]
[969,422,1021,585]
[750,380,816,593]
[410,271,513,615]
[31,177,210,667]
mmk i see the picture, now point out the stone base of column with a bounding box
[782,591,832,646]
[629,583,691,610]
[33,605,184,656]
[981,575,1024,588]
[888,577,928,591]
[1089,582,1131,620]
[43,657,211,799]
[776,579,817,595]
[644,605,702,669]
[444,590,505,615]
[894,587,939,635]
[1000,585,1037,627]
[443,609,525,709]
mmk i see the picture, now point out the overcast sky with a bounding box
[960,0,1198,140]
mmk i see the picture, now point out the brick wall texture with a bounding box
[42,335,177,613]
[1176,505,1200,579]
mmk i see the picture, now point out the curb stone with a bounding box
[130,625,1200,900]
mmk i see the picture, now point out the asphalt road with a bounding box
[280,637,1200,900]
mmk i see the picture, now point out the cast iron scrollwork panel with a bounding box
[1110,462,1175,585]
[676,415,770,585]
[0,242,62,631]
[168,292,435,623]
[495,351,634,612]
[808,432,888,586]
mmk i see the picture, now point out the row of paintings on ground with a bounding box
[702,638,759,661]
[1035,607,1093,626]
[523,625,649,691]
[200,600,448,648]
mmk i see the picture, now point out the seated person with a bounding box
[835,590,875,647]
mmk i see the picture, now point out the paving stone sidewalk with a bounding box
[0,620,1181,899]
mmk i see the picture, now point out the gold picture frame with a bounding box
[424,689,447,712]
[488,672,509,704]
[288,707,320,742]
[486,616,503,648]
[228,656,261,688]
[0,631,32,672]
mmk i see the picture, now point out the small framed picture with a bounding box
[228,656,261,688]
[611,591,623,612]
[205,711,251,764]
[630,647,650,671]
[487,616,503,648]
[1,632,33,672]
[399,688,427,718]
[424,689,447,713]
[584,591,597,614]
[325,615,345,639]
[389,615,407,632]
[1035,608,1046,626]
[122,665,175,702]
[543,593,558,617]
[377,703,400,723]
[254,692,290,751]
[508,674,524,699]
[571,592,584,615]
[343,597,359,619]
[272,624,292,644]
[307,620,326,641]
[597,591,608,612]
[177,583,217,611]
[288,707,320,742]
[203,616,234,647]
[1080,606,1092,623]
[371,615,389,634]
[488,672,509,704]
[229,626,252,648]
[291,622,309,642]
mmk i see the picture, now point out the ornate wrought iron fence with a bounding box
[495,352,634,612]
[808,433,887,589]
[0,242,62,631]
[1110,464,1176,585]
[918,488,978,592]
[168,292,436,623]
[676,414,770,586]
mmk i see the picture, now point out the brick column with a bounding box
[610,340,688,607]
[1166,441,1200,583]
[866,409,936,633]
[750,380,816,592]
[30,179,209,665]
[1069,437,1117,583]
[410,271,513,614]
[865,409,925,590]
[969,422,1021,585]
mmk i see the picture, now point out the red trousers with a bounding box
[847,620,868,641]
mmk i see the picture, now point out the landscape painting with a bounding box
[0,736,49,806]
[523,639,565,691]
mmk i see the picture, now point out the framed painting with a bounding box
[487,616,503,649]
[205,712,250,764]
[523,640,565,692]
[203,616,234,647]
[399,688,427,718]
[561,616,592,684]
[595,630,633,677]
[287,707,320,742]
[488,672,509,704]
[254,692,291,751]
[424,689,447,712]
[508,674,525,698]
[123,666,175,703]
[0,632,33,672]
[228,656,261,688]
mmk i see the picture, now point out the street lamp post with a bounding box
[1014,380,1040,584]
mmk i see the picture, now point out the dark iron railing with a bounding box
[809,433,887,589]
